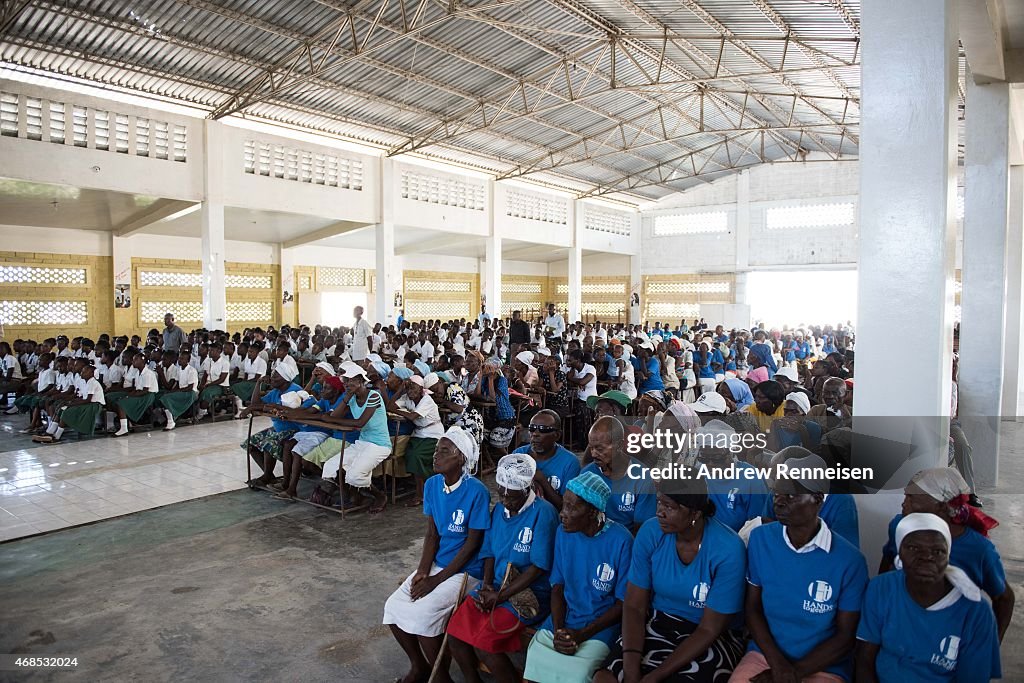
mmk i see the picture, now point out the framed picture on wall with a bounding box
[115,284,131,309]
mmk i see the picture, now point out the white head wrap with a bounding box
[895,513,982,602]
[423,372,440,389]
[274,363,298,382]
[315,361,336,376]
[338,360,368,380]
[515,350,535,366]
[495,453,536,491]
[910,468,971,503]
[785,392,811,415]
[442,425,479,475]
[536,347,552,357]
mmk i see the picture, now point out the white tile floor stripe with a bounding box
[0,417,271,541]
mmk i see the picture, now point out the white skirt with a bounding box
[382,565,471,637]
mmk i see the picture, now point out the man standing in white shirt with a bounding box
[544,303,566,353]
[350,306,373,362]
[477,304,492,328]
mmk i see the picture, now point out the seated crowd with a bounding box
[1,307,1008,681]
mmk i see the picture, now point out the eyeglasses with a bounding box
[527,424,558,434]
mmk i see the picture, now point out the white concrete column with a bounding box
[279,245,296,328]
[629,254,642,325]
[567,248,583,323]
[201,120,227,330]
[855,0,959,572]
[1003,165,1024,421]
[960,80,1012,486]
[735,170,750,271]
[200,202,226,329]
[375,158,397,327]
[485,234,502,322]
[856,0,958,422]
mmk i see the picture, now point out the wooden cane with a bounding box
[426,572,471,683]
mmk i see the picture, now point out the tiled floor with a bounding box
[0,416,270,541]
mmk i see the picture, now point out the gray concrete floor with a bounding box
[0,425,1022,683]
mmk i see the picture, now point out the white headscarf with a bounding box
[515,350,535,366]
[442,425,479,475]
[895,513,982,603]
[495,453,536,491]
[785,392,811,415]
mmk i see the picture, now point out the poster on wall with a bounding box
[115,284,131,309]
[393,291,403,308]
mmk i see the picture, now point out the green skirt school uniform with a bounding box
[60,402,102,437]
[404,437,439,477]
[158,390,197,420]
[14,393,41,411]
[231,380,258,404]
[199,384,225,402]
[117,392,157,422]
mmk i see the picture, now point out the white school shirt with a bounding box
[350,318,372,361]
[1,353,22,379]
[204,356,231,386]
[228,353,244,376]
[133,367,160,393]
[243,356,268,380]
[122,366,138,389]
[417,341,435,363]
[57,348,73,358]
[396,393,444,439]
[78,376,105,405]
[104,363,124,388]
[35,367,56,393]
[24,352,39,374]
[174,364,199,393]
[257,349,270,364]
[160,363,178,387]
[574,363,598,401]
[56,371,74,392]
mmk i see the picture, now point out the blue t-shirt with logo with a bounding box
[628,517,746,626]
[763,493,860,550]
[747,521,869,681]
[705,461,769,532]
[423,474,491,578]
[581,460,657,530]
[261,383,303,431]
[857,570,1001,682]
[513,444,580,495]
[481,497,559,615]
[297,395,343,433]
[882,514,1006,599]
[639,357,664,393]
[542,521,634,646]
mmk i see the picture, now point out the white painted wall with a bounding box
[548,253,630,277]
[0,79,203,201]
[2,225,111,256]
[493,183,573,246]
[641,162,861,275]
[218,124,379,223]
[391,160,490,236]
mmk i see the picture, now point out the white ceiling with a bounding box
[0,178,163,230]
[0,178,577,263]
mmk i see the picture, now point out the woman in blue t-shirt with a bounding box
[879,467,1013,641]
[857,513,1001,683]
[595,479,747,683]
[448,454,559,683]
[383,425,490,683]
[733,452,868,683]
[523,472,634,683]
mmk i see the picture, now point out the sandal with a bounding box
[368,499,387,516]
[272,491,295,502]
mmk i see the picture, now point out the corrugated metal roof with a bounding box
[0,0,871,201]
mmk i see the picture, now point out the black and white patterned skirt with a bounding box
[602,609,745,683]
